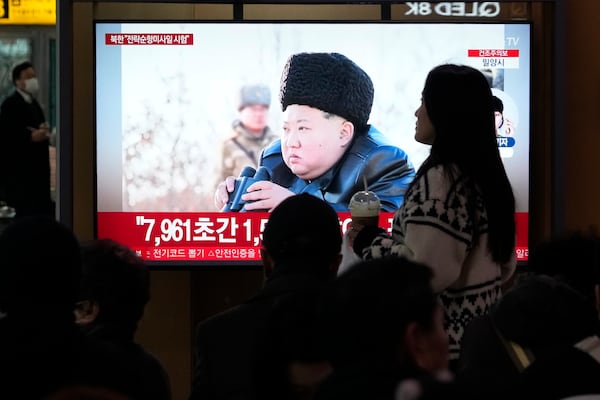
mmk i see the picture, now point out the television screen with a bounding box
[94,21,530,266]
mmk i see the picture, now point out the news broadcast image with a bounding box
[95,22,530,263]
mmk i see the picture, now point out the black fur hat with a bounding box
[279,52,374,127]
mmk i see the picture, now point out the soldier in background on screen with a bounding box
[216,84,278,186]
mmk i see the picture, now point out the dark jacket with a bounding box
[83,323,172,400]
[313,363,474,400]
[189,272,329,400]
[0,90,52,217]
[515,335,600,399]
[260,125,415,212]
[457,274,600,400]
[0,314,158,400]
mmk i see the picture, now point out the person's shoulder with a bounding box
[424,164,447,180]
[516,340,600,399]
[414,165,457,198]
[351,126,408,158]
[314,364,397,400]
[3,90,18,100]
[0,91,20,107]
[423,164,465,183]
[362,125,393,145]
[193,297,278,357]
[260,138,282,158]
[365,126,410,158]
[194,283,296,338]
[223,124,243,142]
[194,302,250,338]
[129,342,171,380]
[81,337,171,399]
[221,134,240,150]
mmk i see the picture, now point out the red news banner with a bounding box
[105,33,194,45]
[97,212,529,262]
[467,48,520,69]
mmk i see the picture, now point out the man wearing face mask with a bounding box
[0,61,53,218]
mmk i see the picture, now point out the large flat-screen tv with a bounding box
[94,20,530,267]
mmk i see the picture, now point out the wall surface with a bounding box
[564,2,600,232]
[136,270,192,400]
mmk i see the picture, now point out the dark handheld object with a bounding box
[223,166,271,212]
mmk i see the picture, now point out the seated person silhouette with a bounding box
[458,273,600,400]
[0,216,131,398]
[190,193,342,400]
[75,238,172,400]
[313,257,468,400]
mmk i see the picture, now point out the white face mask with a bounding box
[24,77,39,95]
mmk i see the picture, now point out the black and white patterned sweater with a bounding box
[362,165,516,360]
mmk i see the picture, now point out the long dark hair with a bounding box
[416,64,515,264]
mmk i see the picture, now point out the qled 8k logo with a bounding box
[404,2,501,17]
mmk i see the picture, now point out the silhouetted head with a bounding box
[77,239,150,337]
[12,61,33,84]
[261,193,342,278]
[422,64,497,164]
[0,216,82,321]
[318,257,447,373]
[494,274,599,350]
[528,230,600,308]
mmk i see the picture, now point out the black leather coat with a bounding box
[259,125,415,212]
